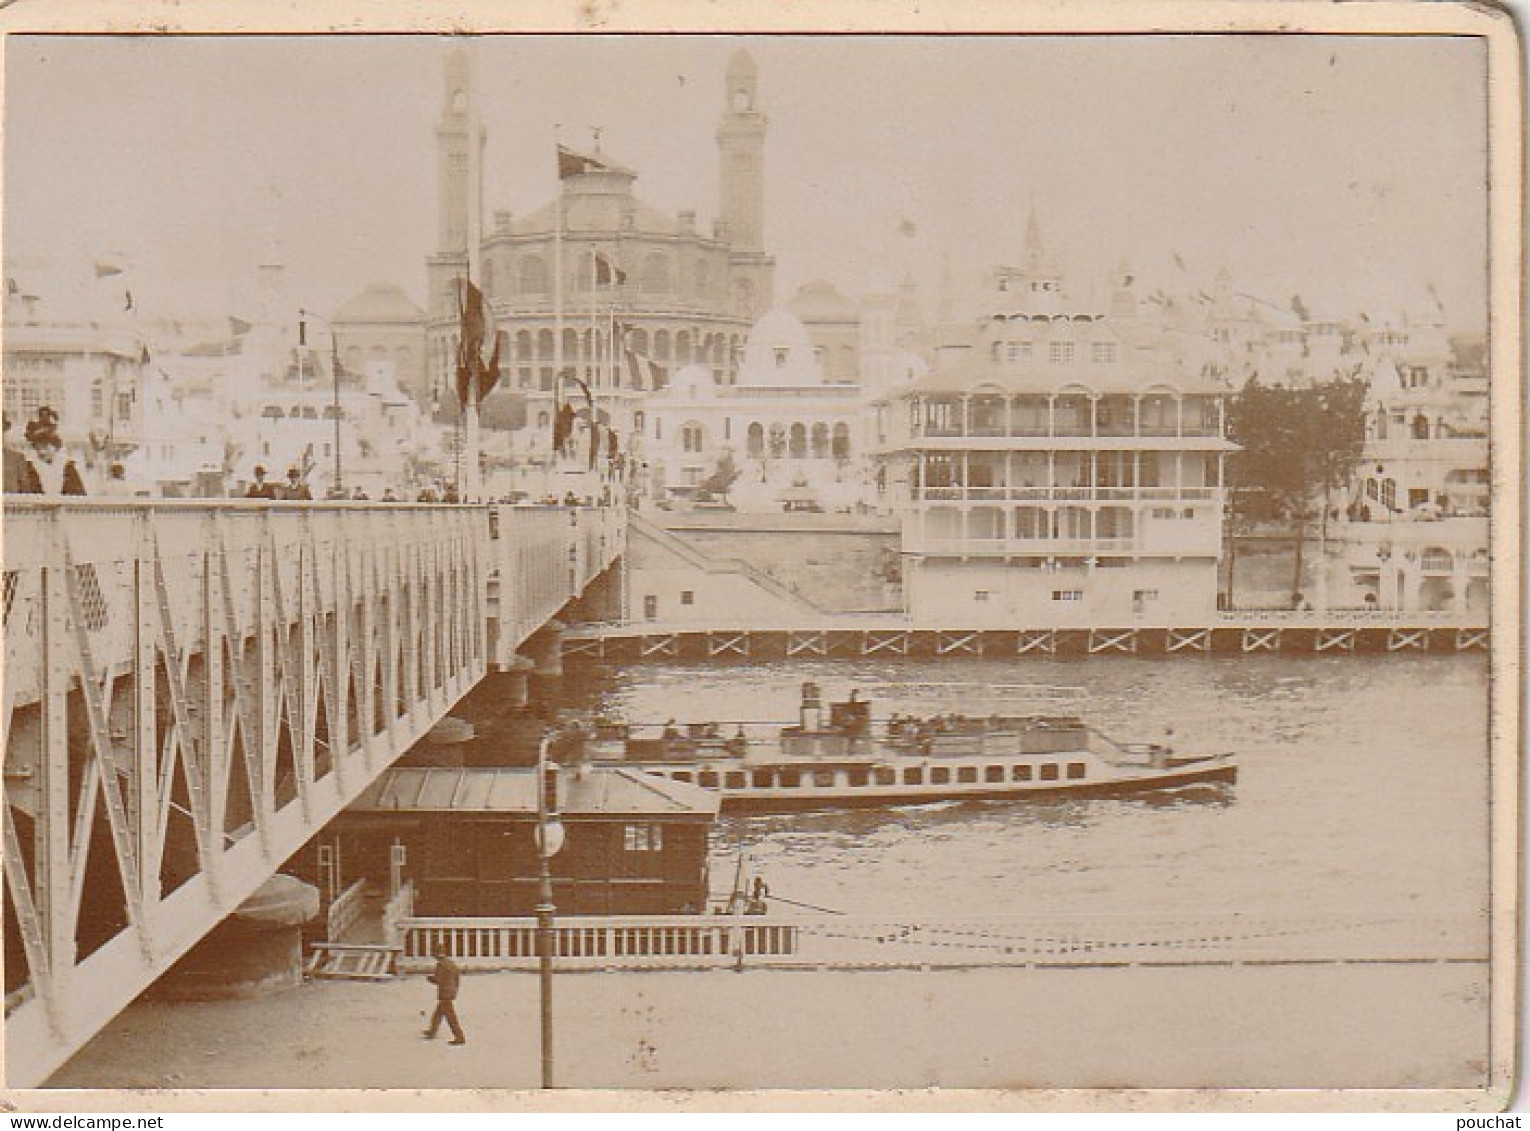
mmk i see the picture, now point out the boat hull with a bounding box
[608,757,1237,814]
[717,761,1235,813]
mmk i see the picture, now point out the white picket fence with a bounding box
[394,908,1484,972]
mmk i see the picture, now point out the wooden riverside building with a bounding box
[297,765,719,918]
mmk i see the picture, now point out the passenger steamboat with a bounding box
[589,683,1236,813]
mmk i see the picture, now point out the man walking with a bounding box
[423,949,466,1045]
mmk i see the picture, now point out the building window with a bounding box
[681,422,703,453]
[680,591,695,606]
[974,590,990,603]
[643,595,658,620]
[1067,763,1087,780]
[1049,341,1075,364]
[1040,764,1060,781]
[774,346,789,368]
[1051,590,1084,602]
[624,824,664,852]
[1091,342,1117,364]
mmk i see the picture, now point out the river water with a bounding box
[552,655,1491,924]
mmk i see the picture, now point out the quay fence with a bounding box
[325,878,370,944]
[394,908,1483,973]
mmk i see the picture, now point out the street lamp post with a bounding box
[299,309,344,497]
[534,735,565,1088]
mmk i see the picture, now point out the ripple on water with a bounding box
[555,654,1489,919]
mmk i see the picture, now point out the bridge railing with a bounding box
[486,504,625,664]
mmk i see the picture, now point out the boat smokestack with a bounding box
[800,681,822,732]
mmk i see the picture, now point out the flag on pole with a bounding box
[624,349,645,390]
[593,253,626,286]
[479,329,506,402]
[565,372,595,412]
[455,277,500,410]
[93,262,123,279]
[558,144,609,179]
[228,316,254,337]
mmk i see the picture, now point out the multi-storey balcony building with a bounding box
[873,230,1235,625]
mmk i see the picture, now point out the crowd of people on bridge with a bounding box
[4,409,89,496]
[2,405,608,506]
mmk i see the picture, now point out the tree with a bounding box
[1226,370,1368,601]
[696,449,740,503]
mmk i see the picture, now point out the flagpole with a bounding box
[553,133,565,475]
[589,248,599,397]
[463,38,484,502]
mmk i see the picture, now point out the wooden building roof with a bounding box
[348,765,720,821]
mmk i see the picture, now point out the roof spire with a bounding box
[1024,200,1044,269]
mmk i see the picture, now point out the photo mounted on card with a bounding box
[0,0,1519,1113]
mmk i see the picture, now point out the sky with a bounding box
[2,33,1491,333]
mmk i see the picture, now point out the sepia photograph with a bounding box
[0,2,1520,1112]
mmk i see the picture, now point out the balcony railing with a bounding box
[910,423,1223,440]
[911,486,1218,503]
[905,535,1142,556]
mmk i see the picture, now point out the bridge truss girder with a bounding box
[3,503,487,1086]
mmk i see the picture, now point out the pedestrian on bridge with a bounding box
[423,949,466,1045]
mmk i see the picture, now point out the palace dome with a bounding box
[332,281,426,325]
[738,309,823,387]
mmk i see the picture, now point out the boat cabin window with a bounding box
[812,769,836,788]
[673,771,693,783]
[873,767,896,786]
[1012,764,1033,782]
[751,770,773,788]
[778,769,801,788]
[699,770,719,788]
[931,767,951,785]
[985,766,1005,783]
[1040,764,1060,781]
[848,767,870,787]
[725,772,747,790]
[904,767,924,785]
[958,767,978,784]
[1067,763,1086,780]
